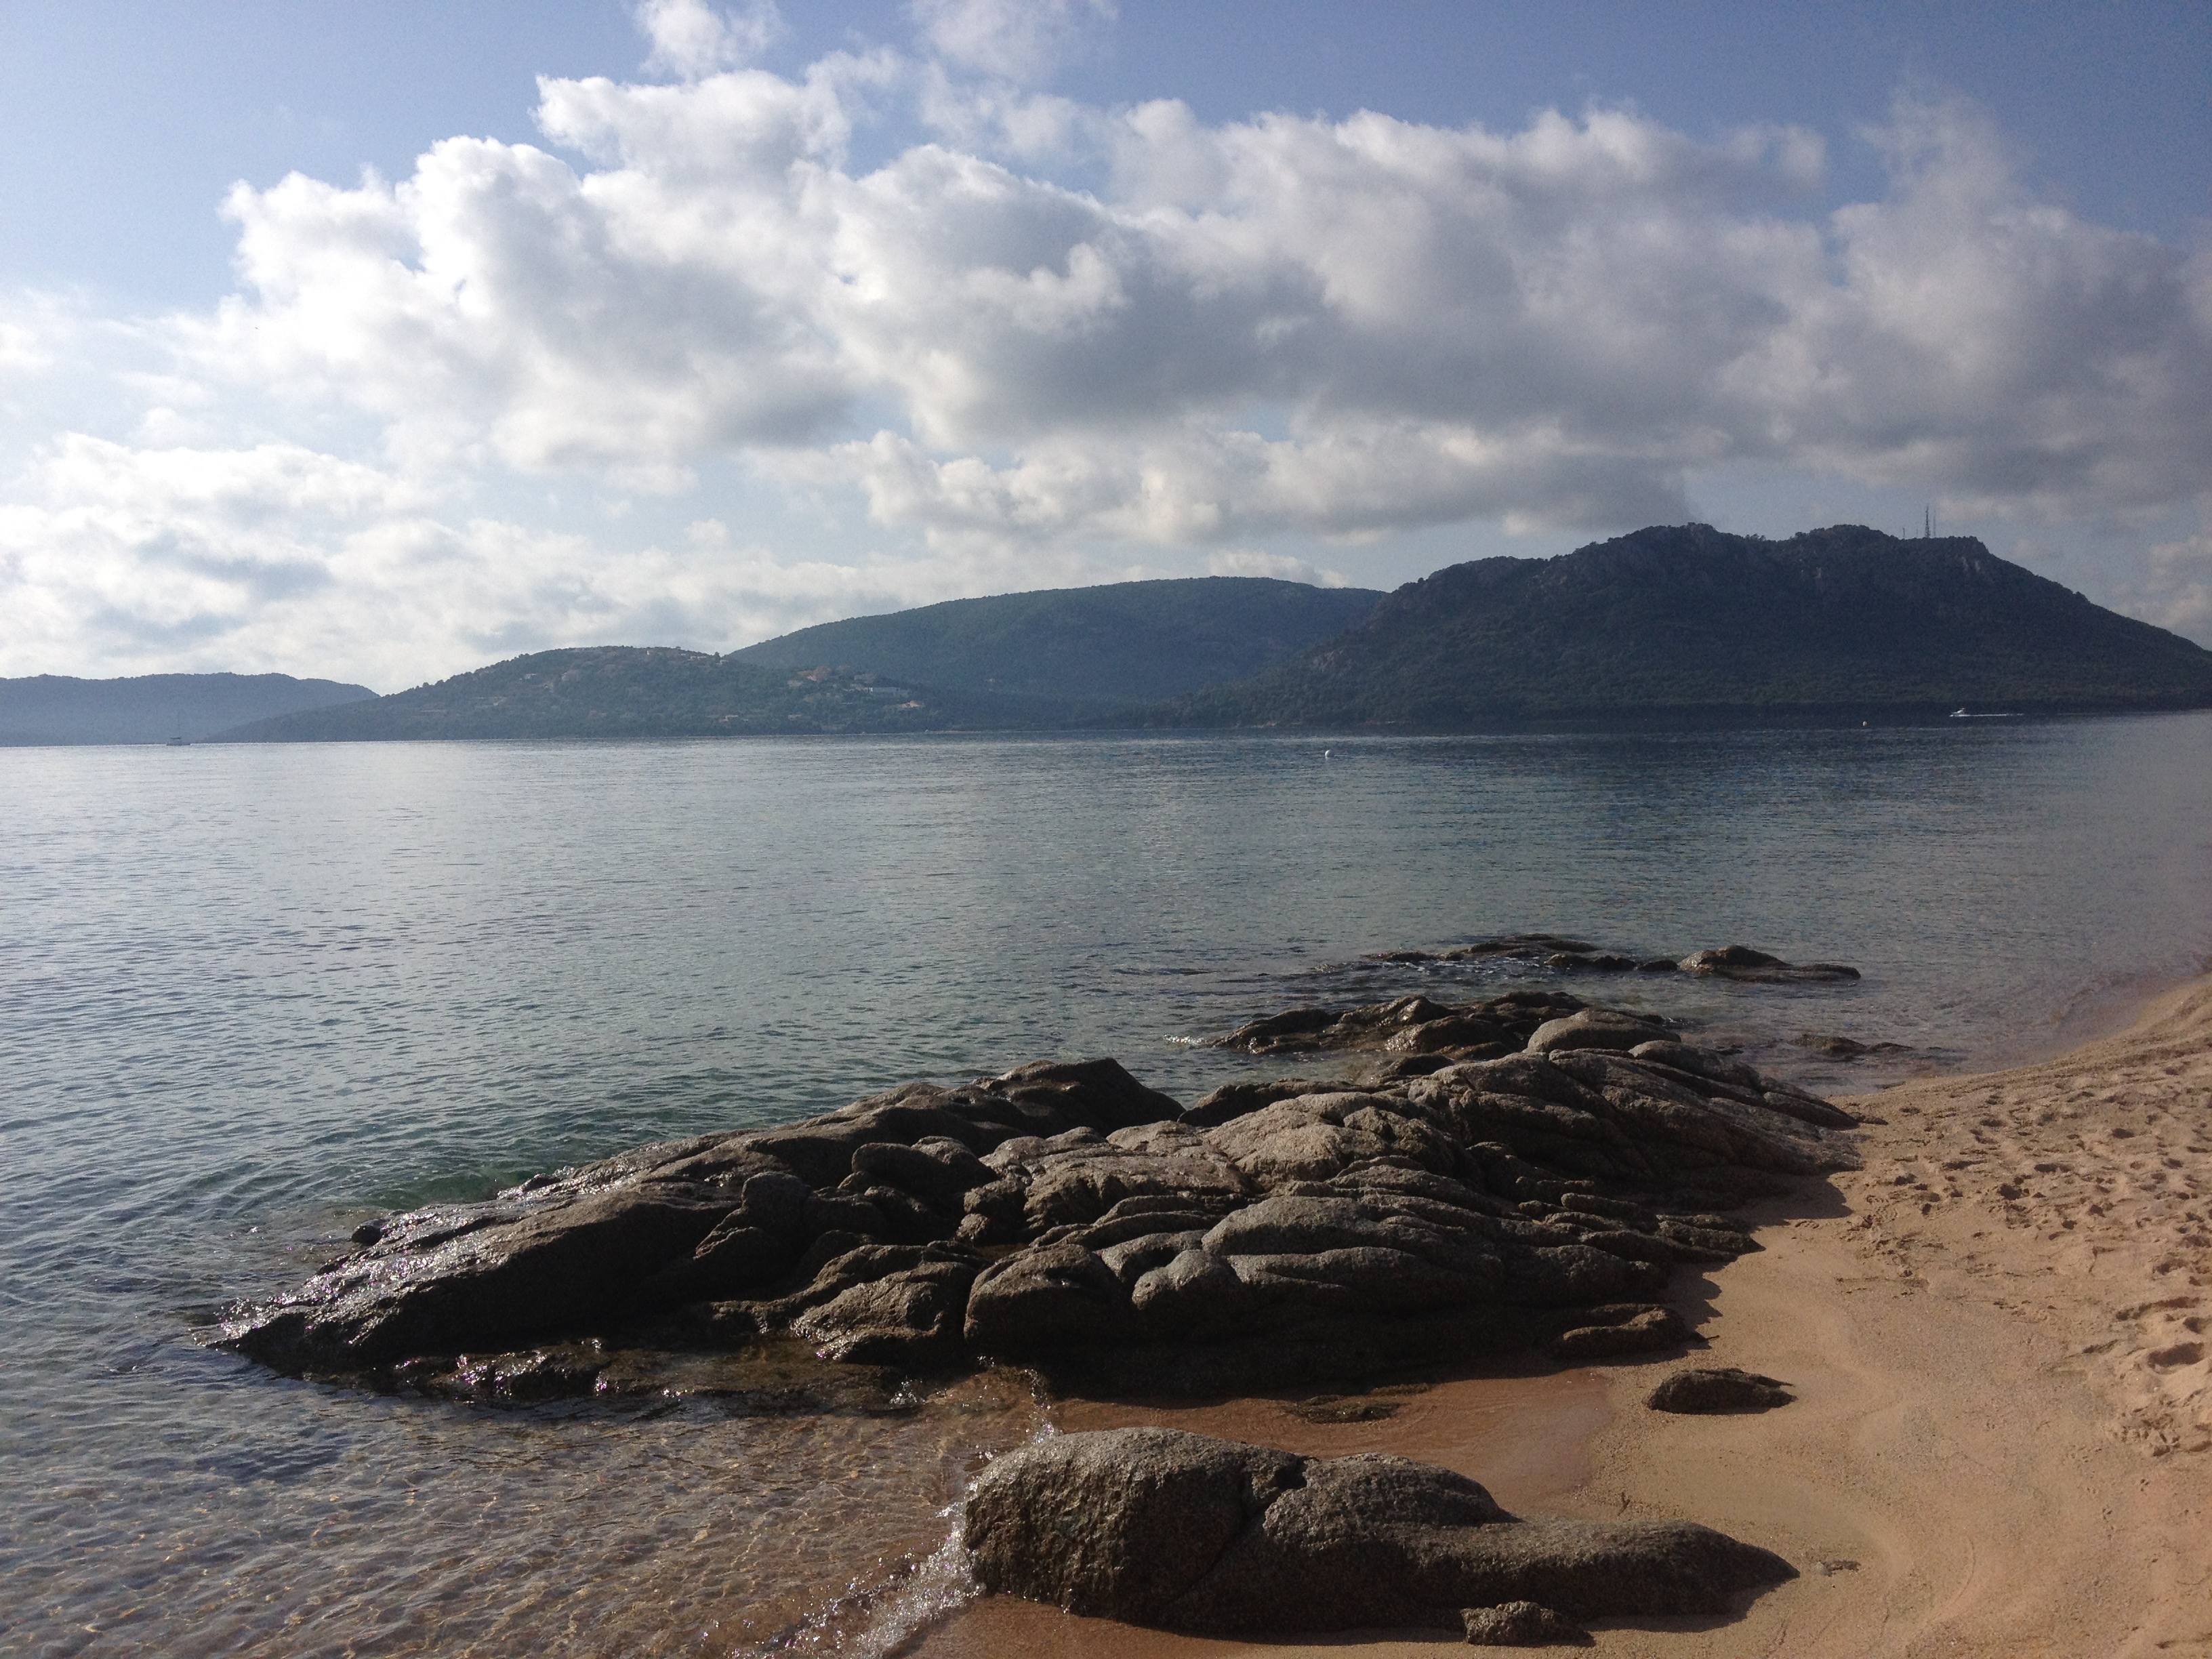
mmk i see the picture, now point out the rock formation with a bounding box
[1677,945,1860,983]
[222,1010,1858,1399]
[1212,988,1592,1061]
[1366,936,1861,982]
[962,1427,1794,1634]
[1369,934,1658,974]
[1647,1367,1795,1414]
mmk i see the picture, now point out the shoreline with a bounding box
[1997,954,2212,1070]
[916,975,2212,1658]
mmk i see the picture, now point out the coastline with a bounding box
[916,975,2212,1658]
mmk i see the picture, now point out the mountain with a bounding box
[730,576,1382,711]
[214,531,2212,743]
[223,577,1382,741]
[1162,524,2212,728]
[217,647,972,741]
[0,671,377,745]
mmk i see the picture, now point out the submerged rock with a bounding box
[1678,946,1860,983]
[222,1015,1856,1397]
[1364,937,1862,985]
[390,1336,916,1414]
[963,1427,1794,1633]
[1792,1031,1912,1060]
[1369,934,1641,975]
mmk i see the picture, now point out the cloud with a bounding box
[792,422,1692,552]
[909,0,1115,85]
[1206,549,1353,588]
[0,433,1156,684]
[1784,100,2212,516]
[178,79,2211,553]
[5,48,2211,676]
[0,436,424,671]
[2135,530,2212,637]
[637,0,785,80]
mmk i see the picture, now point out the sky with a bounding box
[1,1,2208,690]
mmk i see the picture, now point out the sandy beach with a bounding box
[919,975,2212,1658]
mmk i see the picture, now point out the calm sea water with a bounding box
[3,717,2210,1656]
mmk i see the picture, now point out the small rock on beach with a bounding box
[1648,1367,1795,1413]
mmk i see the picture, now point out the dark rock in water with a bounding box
[1678,946,1860,983]
[386,1334,918,1412]
[1282,1392,1405,1423]
[1370,935,1641,974]
[1364,937,1862,985]
[963,1427,1795,1633]
[1212,989,1585,1060]
[400,1343,613,1404]
[1648,1368,1794,1414]
[1792,1032,1912,1061]
[221,1017,1856,1397]
[1212,1006,1340,1046]
[230,1185,741,1373]
[223,1058,1177,1375]
[1370,933,1604,964]
[1463,1600,1591,1645]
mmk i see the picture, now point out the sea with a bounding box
[3,714,2210,1657]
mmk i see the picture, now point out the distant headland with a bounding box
[210,575,1382,742]
[44,525,2212,745]
[1162,523,2212,728]
[0,670,375,746]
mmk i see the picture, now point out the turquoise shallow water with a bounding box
[2,717,2209,1656]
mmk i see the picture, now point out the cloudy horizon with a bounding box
[3,0,2208,691]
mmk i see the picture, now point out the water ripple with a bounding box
[2,720,2209,1653]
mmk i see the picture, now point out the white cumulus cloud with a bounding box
[3,38,2210,680]
[909,0,1115,85]
[2137,530,2212,638]
[182,79,2212,548]
[0,434,1054,684]
[638,0,785,80]
[1206,549,1353,588]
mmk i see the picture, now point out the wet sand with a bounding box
[917,976,2212,1658]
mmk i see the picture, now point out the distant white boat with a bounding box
[1949,708,2021,720]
